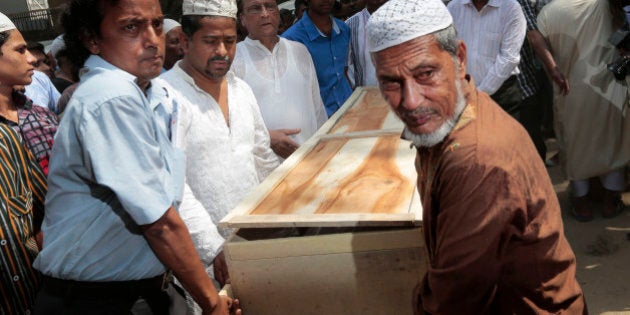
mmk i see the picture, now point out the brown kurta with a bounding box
[416,77,586,314]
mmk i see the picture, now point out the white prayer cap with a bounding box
[0,12,16,33]
[367,0,453,52]
[163,18,181,34]
[182,0,238,19]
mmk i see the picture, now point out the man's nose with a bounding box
[401,80,425,111]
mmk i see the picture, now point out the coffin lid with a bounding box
[220,87,423,229]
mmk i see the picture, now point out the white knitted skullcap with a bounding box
[367,0,452,52]
[0,12,16,33]
[182,0,237,18]
[163,18,181,34]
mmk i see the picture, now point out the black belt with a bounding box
[41,274,168,298]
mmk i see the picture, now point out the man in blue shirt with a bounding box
[31,0,236,314]
[282,0,353,116]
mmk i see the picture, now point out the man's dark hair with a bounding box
[27,41,45,55]
[181,15,204,38]
[295,0,306,9]
[56,48,80,81]
[0,31,10,56]
[61,0,120,71]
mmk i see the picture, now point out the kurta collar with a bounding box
[170,60,236,96]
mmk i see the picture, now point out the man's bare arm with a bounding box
[527,29,570,96]
[142,207,232,315]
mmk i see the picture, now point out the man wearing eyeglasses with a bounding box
[282,0,353,117]
[232,0,327,159]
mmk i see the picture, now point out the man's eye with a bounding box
[153,20,163,30]
[380,81,401,91]
[417,71,434,80]
[125,24,138,32]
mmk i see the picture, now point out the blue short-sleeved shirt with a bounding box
[282,13,353,117]
[33,55,183,281]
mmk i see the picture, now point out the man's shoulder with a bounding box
[281,37,310,54]
[160,66,194,91]
[282,22,307,41]
[71,69,146,113]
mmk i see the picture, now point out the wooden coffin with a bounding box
[220,87,426,315]
[220,87,422,228]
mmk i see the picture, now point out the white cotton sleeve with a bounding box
[178,183,225,266]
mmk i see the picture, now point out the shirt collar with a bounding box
[83,55,164,112]
[302,12,341,41]
[462,0,501,8]
[83,55,138,83]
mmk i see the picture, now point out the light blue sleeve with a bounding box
[24,70,61,113]
[79,95,173,225]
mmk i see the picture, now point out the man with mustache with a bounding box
[367,0,586,313]
[161,0,279,311]
[31,0,236,313]
[232,0,327,159]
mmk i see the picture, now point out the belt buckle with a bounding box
[161,270,173,291]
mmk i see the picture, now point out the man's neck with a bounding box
[180,59,225,99]
[472,0,489,11]
[249,34,279,52]
[0,87,18,121]
[307,10,333,36]
[136,79,151,94]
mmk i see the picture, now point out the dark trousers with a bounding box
[491,75,546,161]
[33,275,169,315]
[490,75,523,118]
[520,93,547,161]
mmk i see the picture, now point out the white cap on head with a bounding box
[163,18,181,34]
[0,12,16,33]
[367,0,453,53]
[182,0,238,18]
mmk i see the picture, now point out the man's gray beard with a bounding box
[403,78,466,148]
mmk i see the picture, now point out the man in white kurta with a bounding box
[232,0,327,159]
[163,66,279,231]
[538,0,630,220]
[160,0,279,294]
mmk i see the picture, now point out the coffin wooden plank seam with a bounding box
[220,87,422,229]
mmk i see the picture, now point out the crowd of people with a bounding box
[0,0,628,313]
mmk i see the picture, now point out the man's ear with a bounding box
[180,31,190,55]
[80,28,100,55]
[456,39,467,78]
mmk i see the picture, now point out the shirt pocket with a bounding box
[6,191,33,218]
[479,31,502,59]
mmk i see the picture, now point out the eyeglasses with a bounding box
[244,2,278,15]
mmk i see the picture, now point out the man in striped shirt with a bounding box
[0,124,47,314]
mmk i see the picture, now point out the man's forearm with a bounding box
[142,206,222,312]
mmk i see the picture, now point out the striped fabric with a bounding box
[0,124,46,315]
[0,91,58,176]
[515,0,541,99]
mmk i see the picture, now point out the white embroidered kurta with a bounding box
[232,37,327,153]
[161,63,280,238]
